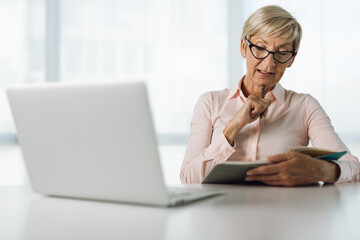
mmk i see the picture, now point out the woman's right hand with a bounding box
[223,95,270,145]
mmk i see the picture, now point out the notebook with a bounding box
[202,146,347,184]
[7,81,221,207]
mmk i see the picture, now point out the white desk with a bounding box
[1,183,360,240]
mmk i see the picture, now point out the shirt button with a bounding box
[227,148,232,153]
[221,154,226,159]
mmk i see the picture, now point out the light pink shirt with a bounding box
[180,77,360,184]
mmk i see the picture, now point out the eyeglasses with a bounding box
[245,38,296,64]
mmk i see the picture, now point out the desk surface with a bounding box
[1,183,360,240]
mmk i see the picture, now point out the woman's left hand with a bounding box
[245,152,340,186]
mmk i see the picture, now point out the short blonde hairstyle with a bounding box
[241,5,302,51]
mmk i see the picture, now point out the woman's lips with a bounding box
[257,69,274,76]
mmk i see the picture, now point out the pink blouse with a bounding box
[180,77,360,184]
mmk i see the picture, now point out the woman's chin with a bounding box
[254,79,275,87]
[244,75,277,89]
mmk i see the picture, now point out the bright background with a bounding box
[0,0,359,185]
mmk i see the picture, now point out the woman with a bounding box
[180,5,360,186]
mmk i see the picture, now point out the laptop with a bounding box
[7,81,221,207]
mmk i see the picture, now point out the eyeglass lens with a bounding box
[251,45,293,63]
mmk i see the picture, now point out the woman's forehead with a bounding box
[250,35,293,46]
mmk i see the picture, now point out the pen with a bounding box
[260,84,265,118]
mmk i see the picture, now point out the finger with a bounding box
[263,179,303,187]
[259,99,270,108]
[249,103,266,118]
[246,164,280,176]
[246,176,296,187]
[258,100,270,117]
[245,174,281,182]
[248,95,268,106]
[255,98,270,108]
[246,97,270,120]
[250,111,261,120]
[267,153,292,163]
[248,95,271,106]
[249,111,261,121]
[253,99,269,110]
[249,101,264,112]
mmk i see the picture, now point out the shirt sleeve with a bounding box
[305,95,360,183]
[180,92,236,183]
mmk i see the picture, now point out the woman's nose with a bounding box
[262,53,276,67]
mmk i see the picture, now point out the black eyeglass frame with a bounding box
[245,38,296,64]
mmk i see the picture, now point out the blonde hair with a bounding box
[241,5,302,51]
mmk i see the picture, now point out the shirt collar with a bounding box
[227,76,285,104]
[270,82,285,105]
[227,81,242,101]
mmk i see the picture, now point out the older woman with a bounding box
[180,5,360,186]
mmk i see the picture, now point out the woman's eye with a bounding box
[255,46,266,51]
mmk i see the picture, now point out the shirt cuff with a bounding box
[333,160,351,184]
[209,132,236,162]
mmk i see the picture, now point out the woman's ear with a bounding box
[240,38,246,58]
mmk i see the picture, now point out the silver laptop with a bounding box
[7,81,220,207]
